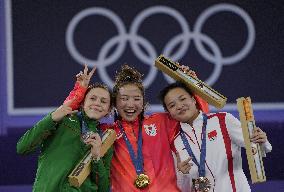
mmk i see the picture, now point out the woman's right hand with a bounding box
[51,99,78,122]
[76,64,96,88]
[176,152,193,174]
[85,133,102,160]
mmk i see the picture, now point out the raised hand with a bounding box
[85,133,102,160]
[178,64,197,78]
[250,127,267,144]
[76,64,96,88]
[176,152,193,174]
[51,99,78,122]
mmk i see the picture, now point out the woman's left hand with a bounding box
[179,64,197,77]
[85,133,102,160]
[250,127,267,144]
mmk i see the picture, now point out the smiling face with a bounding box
[82,87,111,120]
[164,87,199,124]
[116,84,144,122]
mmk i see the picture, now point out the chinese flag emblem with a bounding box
[208,130,217,141]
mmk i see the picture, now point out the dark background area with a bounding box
[0,0,283,191]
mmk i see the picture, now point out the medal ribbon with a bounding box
[77,112,102,137]
[117,121,144,175]
[180,114,207,177]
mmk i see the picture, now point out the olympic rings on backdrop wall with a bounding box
[66,3,255,87]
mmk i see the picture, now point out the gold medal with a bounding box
[193,177,211,192]
[134,173,150,189]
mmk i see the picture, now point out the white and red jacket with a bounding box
[172,112,272,192]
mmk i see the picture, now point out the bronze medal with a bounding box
[134,173,150,189]
[193,177,211,192]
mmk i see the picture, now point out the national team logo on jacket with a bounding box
[208,130,217,141]
[116,131,123,140]
[144,124,157,136]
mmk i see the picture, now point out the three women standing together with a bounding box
[17,64,271,192]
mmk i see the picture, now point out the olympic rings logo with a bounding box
[66,3,255,87]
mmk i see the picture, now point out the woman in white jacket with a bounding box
[159,82,272,192]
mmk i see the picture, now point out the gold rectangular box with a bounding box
[68,129,117,187]
[237,97,266,183]
[155,55,227,109]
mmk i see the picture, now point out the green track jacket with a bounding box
[17,113,113,192]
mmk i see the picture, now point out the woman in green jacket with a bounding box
[16,66,113,192]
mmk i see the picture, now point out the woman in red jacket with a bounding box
[66,65,208,192]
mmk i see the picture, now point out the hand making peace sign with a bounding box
[76,64,96,88]
[176,152,193,174]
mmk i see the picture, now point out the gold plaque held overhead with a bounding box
[68,129,117,187]
[155,55,227,109]
[237,97,266,183]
